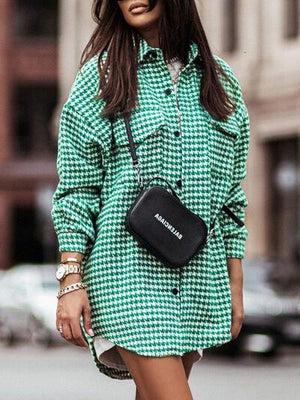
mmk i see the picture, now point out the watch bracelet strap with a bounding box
[57,282,87,299]
[65,263,82,274]
[57,263,82,274]
[62,270,83,280]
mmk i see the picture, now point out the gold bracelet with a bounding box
[61,257,82,265]
[57,282,87,299]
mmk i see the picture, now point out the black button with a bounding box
[151,51,157,58]
[165,88,172,95]
[172,288,179,295]
[176,179,182,188]
[174,130,180,137]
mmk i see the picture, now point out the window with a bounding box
[12,205,43,264]
[223,0,239,53]
[266,136,299,267]
[13,84,58,157]
[283,0,299,39]
[14,0,58,38]
[12,201,57,265]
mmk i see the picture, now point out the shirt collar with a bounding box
[137,34,201,66]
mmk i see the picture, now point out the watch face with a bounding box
[56,265,65,280]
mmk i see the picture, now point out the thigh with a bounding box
[181,351,201,379]
[116,345,193,400]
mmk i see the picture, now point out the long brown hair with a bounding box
[80,0,236,121]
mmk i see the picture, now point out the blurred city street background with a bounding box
[1,343,300,400]
[0,0,299,399]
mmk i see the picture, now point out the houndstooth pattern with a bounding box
[51,33,250,380]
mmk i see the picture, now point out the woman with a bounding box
[51,0,250,399]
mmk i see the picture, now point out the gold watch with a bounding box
[56,263,82,282]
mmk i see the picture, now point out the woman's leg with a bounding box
[116,345,193,400]
[134,351,200,399]
[135,387,144,400]
[181,351,201,379]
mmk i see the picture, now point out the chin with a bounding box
[126,16,160,30]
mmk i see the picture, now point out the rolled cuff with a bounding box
[223,232,248,259]
[57,232,90,254]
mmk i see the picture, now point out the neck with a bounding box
[138,29,160,49]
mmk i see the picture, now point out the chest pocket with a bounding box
[206,116,241,213]
[208,118,240,178]
[112,107,166,181]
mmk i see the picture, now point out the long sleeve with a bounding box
[51,102,105,254]
[218,108,250,259]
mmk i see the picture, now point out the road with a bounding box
[1,343,299,400]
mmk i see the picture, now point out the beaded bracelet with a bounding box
[57,282,87,299]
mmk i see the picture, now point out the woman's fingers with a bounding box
[57,319,87,348]
[82,303,94,337]
[60,323,77,346]
[69,317,89,348]
[56,290,92,348]
[231,313,244,339]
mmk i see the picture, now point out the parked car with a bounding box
[0,264,64,347]
[214,258,300,358]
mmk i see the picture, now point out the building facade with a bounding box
[0,0,59,269]
[200,0,300,272]
[0,0,299,276]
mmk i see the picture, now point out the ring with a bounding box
[58,325,63,334]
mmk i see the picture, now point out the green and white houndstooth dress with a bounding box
[91,55,203,374]
[51,33,250,380]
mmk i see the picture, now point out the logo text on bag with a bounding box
[154,213,183,240]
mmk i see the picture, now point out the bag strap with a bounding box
[124,113,144,188]
[123,113,244,229]
[222,204,244,227]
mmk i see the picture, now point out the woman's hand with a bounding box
[56,272,94,348]
[227,257,244,340]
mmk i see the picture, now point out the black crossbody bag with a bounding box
[123,113,244,269]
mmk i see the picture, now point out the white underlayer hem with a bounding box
[93,335,204,371]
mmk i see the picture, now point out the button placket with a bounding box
[173,74,183,191]
[176,179,182,188]
[161,63,183,194]
[171,269,181,302]
[158,63,183,311]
